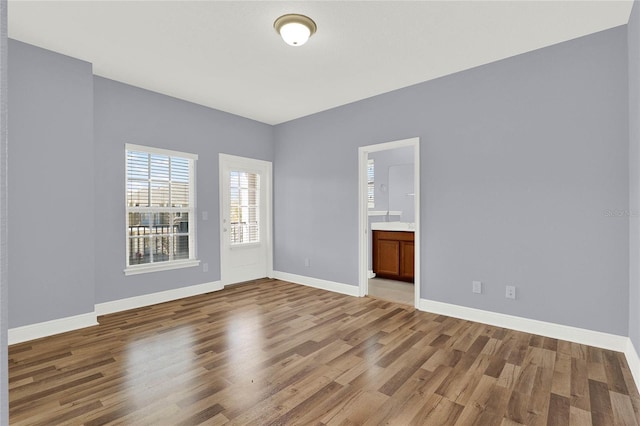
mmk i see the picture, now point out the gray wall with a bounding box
[629,0,640,351]
[1,0,8,421]
[6,22,633,340]
[94,77,274,303]
[8,40,95,327]
[7,40,275,323]
[274,26,629,335]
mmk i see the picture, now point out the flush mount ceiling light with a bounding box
[274,14,317,47]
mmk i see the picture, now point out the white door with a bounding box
[219,154,272,285]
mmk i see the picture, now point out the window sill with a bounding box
[124,259,201,276]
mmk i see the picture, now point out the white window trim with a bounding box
[125,143,198,161]
[124,259,200,276]
[124,143,199,275]
[367,158,375,209]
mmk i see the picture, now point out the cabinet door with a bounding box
[399,241,414,281]
[375,240,400,276]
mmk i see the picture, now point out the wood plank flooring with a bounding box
[8,279,640,425]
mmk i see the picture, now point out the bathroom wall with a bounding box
[388,164,415,223]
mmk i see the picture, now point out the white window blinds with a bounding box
[125,144,198,273]
[367,159,375,208]
[229,170,260,245]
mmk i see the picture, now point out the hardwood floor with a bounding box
[8,279,640,425]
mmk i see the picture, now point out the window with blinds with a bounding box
[229,170,260,245]
[125,144,198,274]
[367,159,375,208]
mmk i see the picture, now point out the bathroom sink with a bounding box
[371,222,415,232]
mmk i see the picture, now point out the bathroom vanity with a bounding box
[371,223,415,282]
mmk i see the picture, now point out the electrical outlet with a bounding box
[472,281,482,294]
[203,263,209,273]
[506,285,516,299]
[202,211,208,221]
[304,258,310,267]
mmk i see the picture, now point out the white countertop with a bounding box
[371,222,415,232]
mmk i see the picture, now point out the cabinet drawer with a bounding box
[374,230,414,242]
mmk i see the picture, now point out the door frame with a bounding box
[358,137,420,308]
[219,153,273,286]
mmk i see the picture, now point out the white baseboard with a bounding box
[273,271,360,297]
[420,298,640,395]
[96,280,223,316]
[419,298,628,352]
[9,281,224,345]
[625,339,640,394]
[9,312,98,345]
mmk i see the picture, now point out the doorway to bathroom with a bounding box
[358,138,420,308]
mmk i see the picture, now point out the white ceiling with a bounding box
[8,1,634,125]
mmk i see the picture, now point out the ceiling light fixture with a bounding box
[274,14,317,47]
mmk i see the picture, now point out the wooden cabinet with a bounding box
[372,230,414,282]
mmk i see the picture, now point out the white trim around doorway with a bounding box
[358,137,420,308]
[218,153,274,286]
